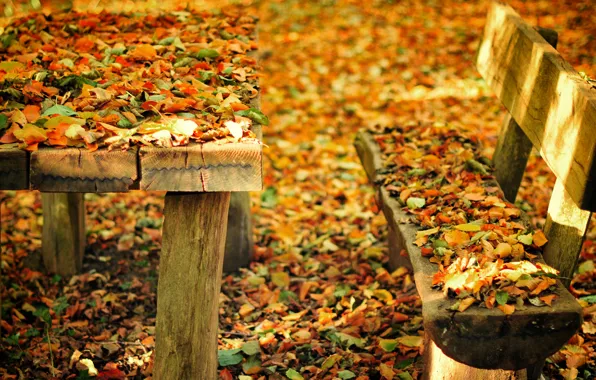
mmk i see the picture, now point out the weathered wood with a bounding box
[492,114,532,203]
[542,179,592,287]
[223,192,254,272]
[41,192,85,275]
[492,28,557,204]
[202,142,262,192]
[423,333,527,380]
[387,224,413,271]
[155,191,231,380]
[355,131,583,370]
[139,142,262,192]
[476,1,596,211]
[31,147,138,192]
[0,149,28,190]
[139,144,204,191]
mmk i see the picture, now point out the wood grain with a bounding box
[0,149,28,190]
[31,147,138,192]
[355,130,582,370]
[139,144,204,191]
[476,1,596,211]
[492,28,557,204]
[201,142,262,192]
[154,191,231,380]
[41,193,85,275]
[542,179,592,286]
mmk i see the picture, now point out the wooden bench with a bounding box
[355,2,594,379]
[0,9,263,378]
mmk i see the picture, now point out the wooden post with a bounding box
[423,333,527,380]
[542,180,592,286]
[155,191,231,380]
[41,193,85,276]
[491,28,558,203]
[223,192,254,272]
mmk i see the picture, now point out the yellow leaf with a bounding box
[455,223,481,231]
[397,335,423,347]
[379,362,394,379]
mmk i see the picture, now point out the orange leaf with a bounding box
[231,103,250,111]
[497,304,515,315]
[444,230,470,247]
[23,105,41,123]
[539,294,557,306]
[533,230,548,247]
[75,37,95,53]
[131,44,157,60]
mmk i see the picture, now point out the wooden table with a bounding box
[0,141,263,378]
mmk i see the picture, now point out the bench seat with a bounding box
[355,129,582,370]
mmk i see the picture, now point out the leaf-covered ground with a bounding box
[1,0,595,379]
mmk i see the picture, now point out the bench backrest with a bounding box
[476,1,595,283]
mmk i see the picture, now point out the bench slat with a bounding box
[30,147,139,192]
[355,130,582,370]
[476,1,596,211]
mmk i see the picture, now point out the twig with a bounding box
[46,326,56,377]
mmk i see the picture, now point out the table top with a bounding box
[0,10,264,193]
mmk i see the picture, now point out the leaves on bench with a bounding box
[368,123,559,313]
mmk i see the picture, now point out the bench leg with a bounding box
[155,191,231,380]
[223,192,254,272]
[423,333,527,380]
[41,192,85,276]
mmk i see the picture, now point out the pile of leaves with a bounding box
[369,123,559,314]
[0,8,266,151]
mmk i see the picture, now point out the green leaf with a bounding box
[76,370,93,380]
[41,105,77,117]
[397,373,414,380]
[406,197,425,210]
[52,296,69,316]
[407,168,426,177]
[496,290,509,306]
[218,349,243,366]
[0,61,24,72]
[33,306,51,325]
[338,370,356,379]
[321,353,341,370]
[4,333,20,346]
[517,233,533,245]
[0,114,9,132]
[286,369,304,380]
[580,295,596,304]
[235,108,270,126]
[397,335,423,347]
[279,290,298,303]
[241,340,260,356]
[379,339,398,352]
[334,332,365,348]
[195,49,220,59]
[395,358,414,369]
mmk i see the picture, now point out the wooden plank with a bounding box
[476,1,596,211]
[542,179,592,286]
[492,28,557,204]
[139,144,204,191]
[201,142,262,192]
[0,149,28,190]
[355,131,582,370]
[139,142,262,192]
[41,193,85,275]
[154,191,230,379]
[30,147,138,192]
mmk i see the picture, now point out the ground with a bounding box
[1,0,595,379]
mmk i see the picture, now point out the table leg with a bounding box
[223,192,254,272]
[41,192,85,276]
[155,191,231,380]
